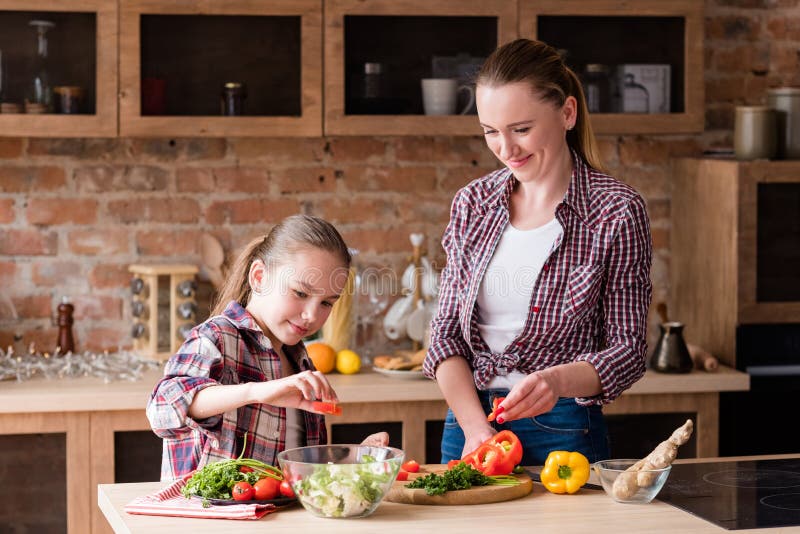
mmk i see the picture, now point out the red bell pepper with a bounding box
[446,459,462,470]
[487,430,523,468]
[486,396,505,422]
[471,444,505,476]
[311,401,342,416]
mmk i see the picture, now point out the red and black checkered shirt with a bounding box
[424,153,653,406]
[146,301,327,481]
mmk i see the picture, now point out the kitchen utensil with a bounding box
[734,105,777,160]
[199,233,225,289]
[400,257,439,300]
[385,464,533,505]
[767,87,800,159]
[383,293,414,340]
[649,321,694,373]
[277,444,403,518]
[128,264,199,361]
[593,460,672,504]
[421,78,475,115]
[526,468,603,491]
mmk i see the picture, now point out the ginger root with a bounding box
[610,419,693,500]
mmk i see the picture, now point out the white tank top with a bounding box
[476,218,563,389]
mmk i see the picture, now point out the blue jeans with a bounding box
[441,389,610,466]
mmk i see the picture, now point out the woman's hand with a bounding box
[499,370,559,422]
[251,370,339,413]
[461,426,496,458]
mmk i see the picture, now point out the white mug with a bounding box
[421,78,475,115]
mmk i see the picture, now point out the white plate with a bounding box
[372,367,426,380]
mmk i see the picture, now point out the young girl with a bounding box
[147,214,374,481]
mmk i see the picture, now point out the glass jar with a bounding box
[221,82,247,116]
[26,20,55,113]
[362,62,383,100]
[583,64,611,113]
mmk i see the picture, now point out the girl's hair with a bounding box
[476,38,604,172]
[211,214,351,315]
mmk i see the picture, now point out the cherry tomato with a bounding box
[239,466,254,473]
[279,480,295,498]
[396,470,409,481]
[401,460,420,473]
[253,477,281,500]
[232,481,255,501]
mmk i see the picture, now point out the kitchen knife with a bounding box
[525,468,604,491]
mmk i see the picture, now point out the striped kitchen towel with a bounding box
[124,474,275,520]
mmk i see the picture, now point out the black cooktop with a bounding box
[658,458,800,530]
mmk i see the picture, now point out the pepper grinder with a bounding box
[57,296,75,354]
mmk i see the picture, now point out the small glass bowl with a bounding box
[593,459,672,504]
[277,444,403,518]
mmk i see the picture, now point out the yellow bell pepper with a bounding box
[540,450,590,494]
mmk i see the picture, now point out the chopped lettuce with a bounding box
[296,456,395,518]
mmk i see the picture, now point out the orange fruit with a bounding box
[306,342,336,373]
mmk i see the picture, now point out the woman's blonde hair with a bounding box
[476,38,605,172]
[211,214,351,316]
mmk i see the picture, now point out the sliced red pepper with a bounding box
[396,470,409,481]
[446,459,462,470]
[311,401,342,416]
[487,430,523,470]
[486,396,505,422]
[472,443,504,476]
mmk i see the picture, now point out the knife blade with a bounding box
[525,468,604,491]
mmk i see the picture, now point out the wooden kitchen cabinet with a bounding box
[324,0,518,136]
[519,0,704,134]
[119,0,322,137]
[0,0,118,137]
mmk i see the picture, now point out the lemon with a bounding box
[336,349,361,375]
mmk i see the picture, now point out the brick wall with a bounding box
[0,0,798,354]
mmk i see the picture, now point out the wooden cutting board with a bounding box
[385,464,533,505]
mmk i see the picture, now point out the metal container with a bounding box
[767,87,800,159]
[734,106,776,160]
[649,322,693,373]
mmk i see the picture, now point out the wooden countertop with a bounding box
[0,365,749,414]
[97,455,798,534]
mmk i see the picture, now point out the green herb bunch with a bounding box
[181,458,283,502]
[406,461,520,496]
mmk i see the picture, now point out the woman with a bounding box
[424,39,653,466]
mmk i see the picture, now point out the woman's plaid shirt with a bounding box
[146,301,327,481]
[425,154,653,406]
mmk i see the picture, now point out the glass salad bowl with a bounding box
[277,444,404,518]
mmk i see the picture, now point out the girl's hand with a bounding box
[252,370,339,411]
[499,371,559,423]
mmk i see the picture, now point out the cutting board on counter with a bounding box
[385,464,533,505]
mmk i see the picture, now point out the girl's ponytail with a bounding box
[211,236,266,316]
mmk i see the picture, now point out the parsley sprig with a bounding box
[405,461,519,496]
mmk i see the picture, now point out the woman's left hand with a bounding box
[498,370,559,422]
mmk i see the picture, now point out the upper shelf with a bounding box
[0,0,705,137]
[324,0,519,136]
[520,0,704,135]
[118,0,322,137]
[0,0,117,137]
